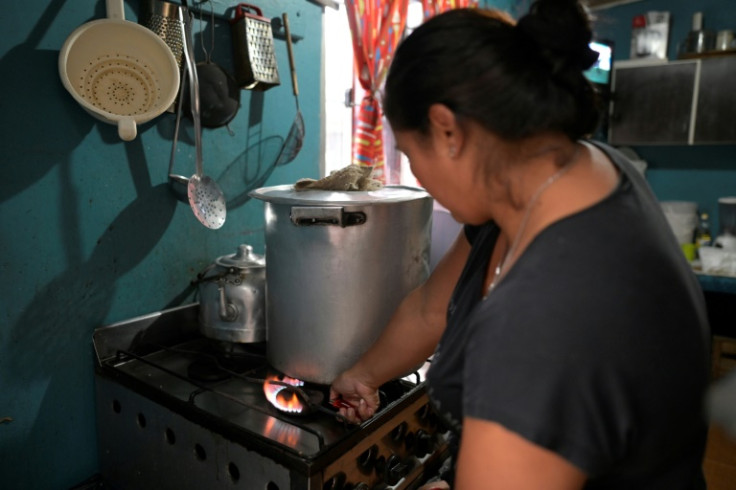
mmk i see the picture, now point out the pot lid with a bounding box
[215,244,265,269]
[248,184,431,205]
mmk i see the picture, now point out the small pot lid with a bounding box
[248,184,431,205]
[215,244,265,269]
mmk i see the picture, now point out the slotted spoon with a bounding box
[182,3,226,229]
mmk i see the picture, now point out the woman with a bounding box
[330,1,711,489]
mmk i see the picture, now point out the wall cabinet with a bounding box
[609,56,736,145]
[694,57,736,143]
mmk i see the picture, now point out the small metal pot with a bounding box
[198,244,266,343]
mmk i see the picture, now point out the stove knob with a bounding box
[390,421,408,443]
[418,404,432,422]
[415,429,435,458]
[385,454,410,486]
[357,444,379,474]
[404,431,416,453]
[374,455,386,479]
[429,412,445,430]
[323,472,346,490]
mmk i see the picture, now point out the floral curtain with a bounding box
[345,0,479,184]
[345,0,409,182]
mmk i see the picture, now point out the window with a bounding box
[323,2,354,177]
[323,0,424,186]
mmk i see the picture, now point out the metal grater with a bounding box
[230,3,280,91]
[138,0,187,111]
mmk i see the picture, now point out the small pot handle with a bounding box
[290,206,366,227]
[218,283,240,322]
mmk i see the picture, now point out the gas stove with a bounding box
[92,304,450,490]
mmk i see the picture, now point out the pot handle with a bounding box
[290,207,366,227]
[218,283,239,322]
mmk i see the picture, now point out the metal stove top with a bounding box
[93,304,448,490]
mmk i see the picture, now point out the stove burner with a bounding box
[205,339,266,367]
[170,339,266,382]
[262,374,346,421]
[275,387,325,415]
[263,374,309,413]
[187,358,231,382]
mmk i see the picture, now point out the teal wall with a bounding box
[590,0,736,233]
[0,0,323,487]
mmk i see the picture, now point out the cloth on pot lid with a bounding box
[294,164,383,191]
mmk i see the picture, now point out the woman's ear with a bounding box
[428,104,463,159]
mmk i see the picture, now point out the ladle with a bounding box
[167,20,190,204]
[182,1,227,229]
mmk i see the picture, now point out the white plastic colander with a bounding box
[58,0,180,141]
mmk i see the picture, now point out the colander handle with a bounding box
[233,3,263,20]
[118,118,137,142]
[106,0,125,21]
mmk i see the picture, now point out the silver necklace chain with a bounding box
[486,161,575,296]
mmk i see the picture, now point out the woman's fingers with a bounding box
[417,480,450,490]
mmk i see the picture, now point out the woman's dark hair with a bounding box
[383,0,601,141]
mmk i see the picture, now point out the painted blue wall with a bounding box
[590,0,736,233]
[0,0,323,487]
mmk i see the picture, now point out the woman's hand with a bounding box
[418,480,450,490]
[329,369,381,424]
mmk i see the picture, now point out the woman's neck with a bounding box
[485,135,581,233]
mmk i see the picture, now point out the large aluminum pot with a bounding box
[249,185,433,384]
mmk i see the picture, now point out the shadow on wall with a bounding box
[216,90,287,210]
[0,1,177,481]
[0,0,98,205]
[0,0,302,483]
[0,180,178,486]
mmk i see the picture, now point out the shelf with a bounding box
[678,50,736,60]
[696,272,736,295]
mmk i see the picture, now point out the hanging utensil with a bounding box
[182,2,227,229]
[138,0,188,112]
[230,3,281,91]
[167,7,191,203]
[58,0,180,141]
[182,2,241,129]
[167,72,190,202]
[275,13,305,166]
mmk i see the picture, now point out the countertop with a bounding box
[695,271,736,295]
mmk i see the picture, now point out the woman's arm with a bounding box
[330,229,471,420]
[455,417,587,490]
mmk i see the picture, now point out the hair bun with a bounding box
[516,0,598,71]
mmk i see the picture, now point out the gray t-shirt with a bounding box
[426,142,710,489]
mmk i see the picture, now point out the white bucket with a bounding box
[661,201,698,245]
